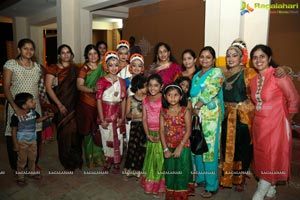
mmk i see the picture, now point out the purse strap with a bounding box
[192,115,200,131]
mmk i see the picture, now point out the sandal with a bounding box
[200,190,217,198]
[102,166,111,173]
[235,184,244,192]
[111,165,120,174]
[28,174,41,180]
[17,179,27,186]
[264,196,276,200]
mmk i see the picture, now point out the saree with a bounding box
[96,77,126,165]
[47,64,83,170]
[77,65,106,168]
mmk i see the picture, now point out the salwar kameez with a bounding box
[190,67,225,192]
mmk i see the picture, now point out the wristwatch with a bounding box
[194,105,200,110]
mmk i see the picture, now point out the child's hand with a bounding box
[164,150,172,158]
[101,121,109,129]
[13,144,19,152]
[117,118,123,127]
[173,146,182,158]
[148,135,160,143]
[48,112,55,118]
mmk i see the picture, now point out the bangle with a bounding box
[194,105,200,110]
[163,148,169,152]
[180,141,185,145]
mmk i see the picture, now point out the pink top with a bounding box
[250,67,299,183]
[142,95,162,131]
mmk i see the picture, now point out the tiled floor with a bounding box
[0,104,299,200]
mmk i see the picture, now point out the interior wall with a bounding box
[268,0,300,123]
[122,0,205,67]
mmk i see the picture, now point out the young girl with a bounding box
[160,83,194,199]
[117,40,131,79]
[175,76,192,110]
[123,74,147,179]
[126,53,145,96]
[96,50,127,174]
[141,74,165,196]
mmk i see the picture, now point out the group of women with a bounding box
[3,38,299,200]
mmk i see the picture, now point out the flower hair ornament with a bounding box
[129,53,145,74]
[130,53,144,64]
[116,40,130,50]
[103,50,119,72]
[231,39,248,65]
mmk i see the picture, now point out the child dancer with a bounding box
[123,74,148,179]
[96,51,127,174]
[141,74,165,196]
[117,40,131,79]
[11,93,53,186]
[126,53,145,96]
[160,84,194,199]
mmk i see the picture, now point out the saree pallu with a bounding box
[141,130,165,194]
[124,121,147,176]
[53,65,83,170]
[164,147,194,200]
[99,101,123,165]
[220,100,254,187]
[77,101,104,168]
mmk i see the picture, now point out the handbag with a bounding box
[190,115,208,155]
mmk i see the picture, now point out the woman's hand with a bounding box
[15,107,27,118]
[58,104,67,116]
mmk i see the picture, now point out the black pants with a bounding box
[6,131,42,170]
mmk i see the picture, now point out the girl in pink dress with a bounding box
[141,74,165,197]
[250,45,299,200]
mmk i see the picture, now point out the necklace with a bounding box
[224,68,244,90]
[19,57,33,69]
[107,76,119,97]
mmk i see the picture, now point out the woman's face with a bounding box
[251,49,270,73]
[157,45,170,63]
[183,52,196,69]
[226,49,242,68]
[98,44,107,56]
[130,60,144,75]
[60,47,72,63]
[18,43,35,59]
[199,50,215,69]
[88,49,99,64]
[107,58,120,75]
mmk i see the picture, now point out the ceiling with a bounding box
[0,0,159,20]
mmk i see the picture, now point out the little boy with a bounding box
[117,39,132,79]
[11,92,54,186]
